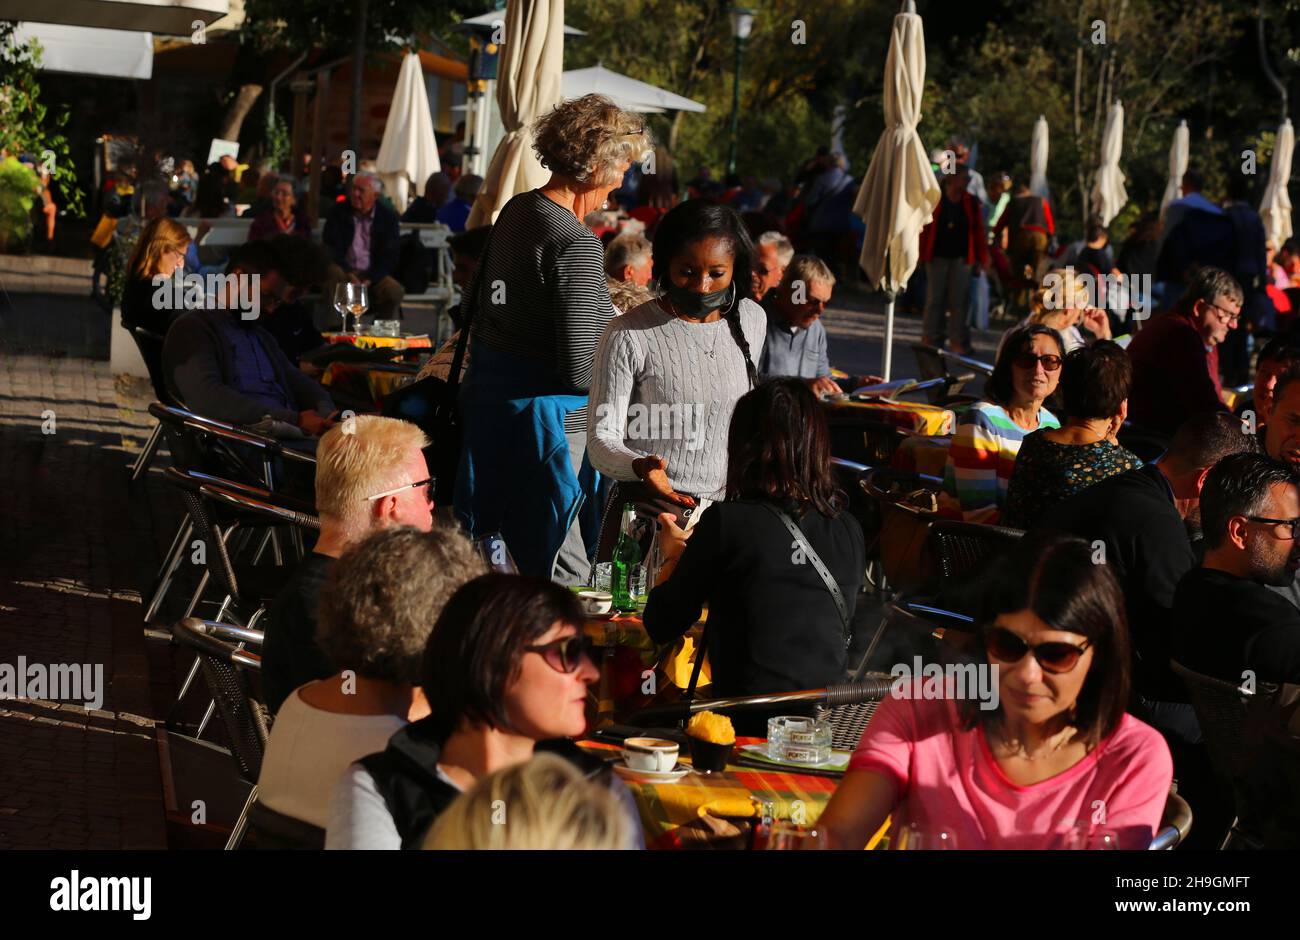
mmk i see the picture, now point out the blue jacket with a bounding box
[454,343,601,579]
[323,199,401,283]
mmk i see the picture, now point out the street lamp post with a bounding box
[726,7,755,177]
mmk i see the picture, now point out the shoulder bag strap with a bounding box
[762,503,851,647]
[446,222,499,397]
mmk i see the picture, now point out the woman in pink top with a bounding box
[819,535,1173,849]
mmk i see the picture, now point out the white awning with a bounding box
[457,10,586,36]
[561,65,705,113]
[0,0,228,36]
[12,22,153,79]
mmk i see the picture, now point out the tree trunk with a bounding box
[217,84,264,143]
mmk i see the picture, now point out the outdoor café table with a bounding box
[321,359,419,406]
[579,738,839,848]
[893,433,952,478]
[321,331,433,351]
[584,613,705,727]
[822,395,956,436]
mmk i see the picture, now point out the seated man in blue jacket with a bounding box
[162,239,336,441]
[323,172,405,321]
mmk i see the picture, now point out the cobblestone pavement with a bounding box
[0,315,172,847]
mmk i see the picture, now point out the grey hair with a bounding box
[756,231,794,267]
[353,172,383,194]
[603,233,652,278]
[315,525,487,684]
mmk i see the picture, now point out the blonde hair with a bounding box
[1029,268,1090,323]
[423,754,635,850]
[315,415,430,535]
[128,217,191,279]
[532,94,651,187]
[781,254,836,291]
[607,277,657,314]
[316,526,485,684]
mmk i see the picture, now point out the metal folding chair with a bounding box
[169,618,268,850]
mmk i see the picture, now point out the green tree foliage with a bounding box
[0,22,82,218]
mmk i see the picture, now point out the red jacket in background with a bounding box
[919,192,990,267]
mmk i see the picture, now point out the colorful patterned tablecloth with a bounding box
[824,397,956,436]
[581,739,841,849]
[893,433,952,477]
[322,332,433,350]
[321,361,419,404]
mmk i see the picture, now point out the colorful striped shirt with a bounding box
[942,402,1059,524]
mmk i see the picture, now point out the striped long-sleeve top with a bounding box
[470,190,617,433]
[941,401,1059,524]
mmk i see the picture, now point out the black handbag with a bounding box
[381,230,491,505]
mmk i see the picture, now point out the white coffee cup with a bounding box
[577,589,613,616]
[621,736,679,773]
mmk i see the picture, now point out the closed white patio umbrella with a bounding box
[1090,100,1127,227]
[1261,118,1295,248]
[852,0,940,381]
[467,0,564,227]
[1160,119,1189,218]
[1029,115,1050,200]
[376,52,441,211]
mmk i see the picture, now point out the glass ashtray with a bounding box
[766,715,832,765]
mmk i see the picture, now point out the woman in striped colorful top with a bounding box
[941,325,1064,523]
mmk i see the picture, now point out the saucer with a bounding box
[613,761,690,784]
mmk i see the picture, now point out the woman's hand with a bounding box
[1081,307,1112,340]
[653,512,693,584]
[632,455,695,508]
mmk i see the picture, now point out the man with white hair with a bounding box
[753,231,793,300]
[603,233,653,287]
[261,415,435,713]
[759,254,879,397]
[323,171,405,320]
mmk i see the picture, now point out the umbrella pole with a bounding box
[882,293,895,383]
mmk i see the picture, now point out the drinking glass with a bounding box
[589,561,612,592]
[764,822,827,851]
[333,281,369,334]
[474,533,518,574]
[893,823,958,850]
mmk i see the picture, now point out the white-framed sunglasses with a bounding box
[365,477,434,503]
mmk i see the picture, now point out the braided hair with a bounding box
[651,199,758,388]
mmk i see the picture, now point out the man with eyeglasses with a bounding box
[758,255,879,398]
[1173,452,1300,687]
[1126,266,1242,437]
[262,415,436,713]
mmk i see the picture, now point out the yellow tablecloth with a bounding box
[825,398,956,436]
[320,361,418,404]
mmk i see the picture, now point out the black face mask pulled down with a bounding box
[664,282,734,319]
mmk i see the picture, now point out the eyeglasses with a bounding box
[524,634,596,674]
[1244,515,1300,540]
[364,477,434,504]
[1012,353,1063,372]
[1206,301,1241,326]
[983,625,1091,675]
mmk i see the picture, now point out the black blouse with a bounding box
[643,500,865,705]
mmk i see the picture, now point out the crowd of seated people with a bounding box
[135,94,1300,852]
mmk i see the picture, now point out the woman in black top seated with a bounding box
[1004,339,1141,529]
[643,378,865,733]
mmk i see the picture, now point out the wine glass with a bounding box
[764,821,827,850]
[350,282,369,335]
[474,533,519,574]
[893,822,958,850]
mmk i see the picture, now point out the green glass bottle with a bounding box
[611,502,642,612]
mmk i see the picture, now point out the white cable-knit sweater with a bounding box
[586,297,767,500]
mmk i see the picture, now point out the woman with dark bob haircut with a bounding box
[819,534,1173,850]
[643,379,864,735]
[326,574,642,849]
[941,323,1064,523]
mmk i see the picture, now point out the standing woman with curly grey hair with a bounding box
[454,94,650,583]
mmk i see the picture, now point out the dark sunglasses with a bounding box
[524,634,596,674]
[1012,353,1063,372]
[983,625,1091,675]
